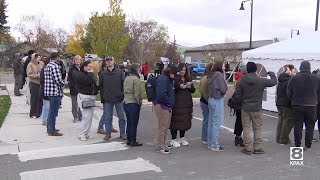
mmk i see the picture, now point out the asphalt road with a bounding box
[1,102,320,180]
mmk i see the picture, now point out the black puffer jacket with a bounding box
[76,71,99,96]
[67,65,81,96]
[276,73,291,107]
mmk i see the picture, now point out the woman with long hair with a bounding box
[27,53,44,118]
[207,61,228,151]
[67,55,83,123]
[76,61,99,141]
[199,62,214,144]
[169,63,195,147]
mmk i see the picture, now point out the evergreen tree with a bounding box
[0,0,9,30]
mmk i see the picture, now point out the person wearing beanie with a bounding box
[276,65,296,145]
[234,61,277,155]
[232,63,248,147]
[287,61,320,151]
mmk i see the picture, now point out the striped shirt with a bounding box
[44,61,65,97]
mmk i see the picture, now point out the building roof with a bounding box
[185,40,275,52]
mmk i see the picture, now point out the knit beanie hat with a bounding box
[246,62,257,73]
[299,61,311,72]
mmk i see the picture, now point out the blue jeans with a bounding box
[98,103,106,130]
[124,103,141,143]
[104,102,126,136]
[47,96,62,133]
[42,99,50,125]
[208,98,224,149]
[200,102,209,142]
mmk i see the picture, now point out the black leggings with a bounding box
[171,129,185,139]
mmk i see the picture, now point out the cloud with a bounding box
[6,0,319,46]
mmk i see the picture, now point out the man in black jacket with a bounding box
[287,61,320,151]
[99,56,127,141]
[276,65,295,144]
[236,62,277,155]
[13,53,23,96]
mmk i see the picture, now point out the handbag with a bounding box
[81,84,96,109]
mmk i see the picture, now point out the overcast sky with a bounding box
[6,0,319,47]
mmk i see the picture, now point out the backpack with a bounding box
[227,92,242,116]
[145,75,157,102]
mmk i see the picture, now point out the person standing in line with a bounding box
[233,63,247,147]
[159,60,164,75]
[154,62,160,77]
[76,61,99,141]
[27,53,44,118]
[97,60,118,134]
[141,61,149,81]
[287,61,320,151]
[154,67,176,154]
[44,52,65,136]
[207,61,228,152]
[13,53,24,96]
[276,65,296,145]
[99,56,127,141]
[123,63,143,146]
[199,62,214,145]
[235,62,277,155]
[23,50,36,105]
[311,70,320,142]
[67,55,83,123]
[169,63,195,148]
[40,57,50,126]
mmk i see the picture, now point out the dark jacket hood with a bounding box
[299,61,311,72]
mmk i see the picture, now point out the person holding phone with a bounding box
[170,63,195,148]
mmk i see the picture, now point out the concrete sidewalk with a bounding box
[0,84,123,154]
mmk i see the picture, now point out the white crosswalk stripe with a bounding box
[20,158,162,180]
[18,142,128,162]
[18,142,162,180]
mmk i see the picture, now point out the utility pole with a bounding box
[316,0,320,31]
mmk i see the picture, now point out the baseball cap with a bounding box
[105,55,114,60]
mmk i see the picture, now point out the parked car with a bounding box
[192,62,207,77]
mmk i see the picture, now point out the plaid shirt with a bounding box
[44,61,65,97]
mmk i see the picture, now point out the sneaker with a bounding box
[253,149,265,154]
[241,149,252,155]
[103,135,111,141]
[130,142,143,147]
[112,127,118,133]
[179,138,189,146]
[120,134,127,140]
[312,138,318,142]
[157,149,170,154]
[166,145,173,149]
[201,141,208,145]
[30,116,37,119]
[48,132,63,136]
[97,129,106,135]
[304,147,311,152]
[170,139,181,148]
[210,147,224,152]
[79,136,87,141]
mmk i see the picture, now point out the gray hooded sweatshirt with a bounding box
[208,72,228,99]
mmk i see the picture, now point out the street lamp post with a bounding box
[239,0,253,49]
[291,29,300,38]
[316,0,320,31]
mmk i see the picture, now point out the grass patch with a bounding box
[0,95,11,128]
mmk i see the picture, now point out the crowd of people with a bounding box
[12,49,320,155]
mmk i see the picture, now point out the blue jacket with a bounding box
[155,75,175,107]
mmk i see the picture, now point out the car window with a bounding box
[200,64,206,68]
[192,64,198,68]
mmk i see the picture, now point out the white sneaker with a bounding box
[179,138,189,146]
[170,139,181,148]
[201,141,208,145]
[79,136,87,141]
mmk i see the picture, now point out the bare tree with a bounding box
[209,38,241,62]
[124,19,168,65]
[55,28,68,50]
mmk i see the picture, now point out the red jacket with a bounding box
[141,64,149,76]
[235,72,244,87]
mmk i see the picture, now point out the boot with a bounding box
[235,136,244,147]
